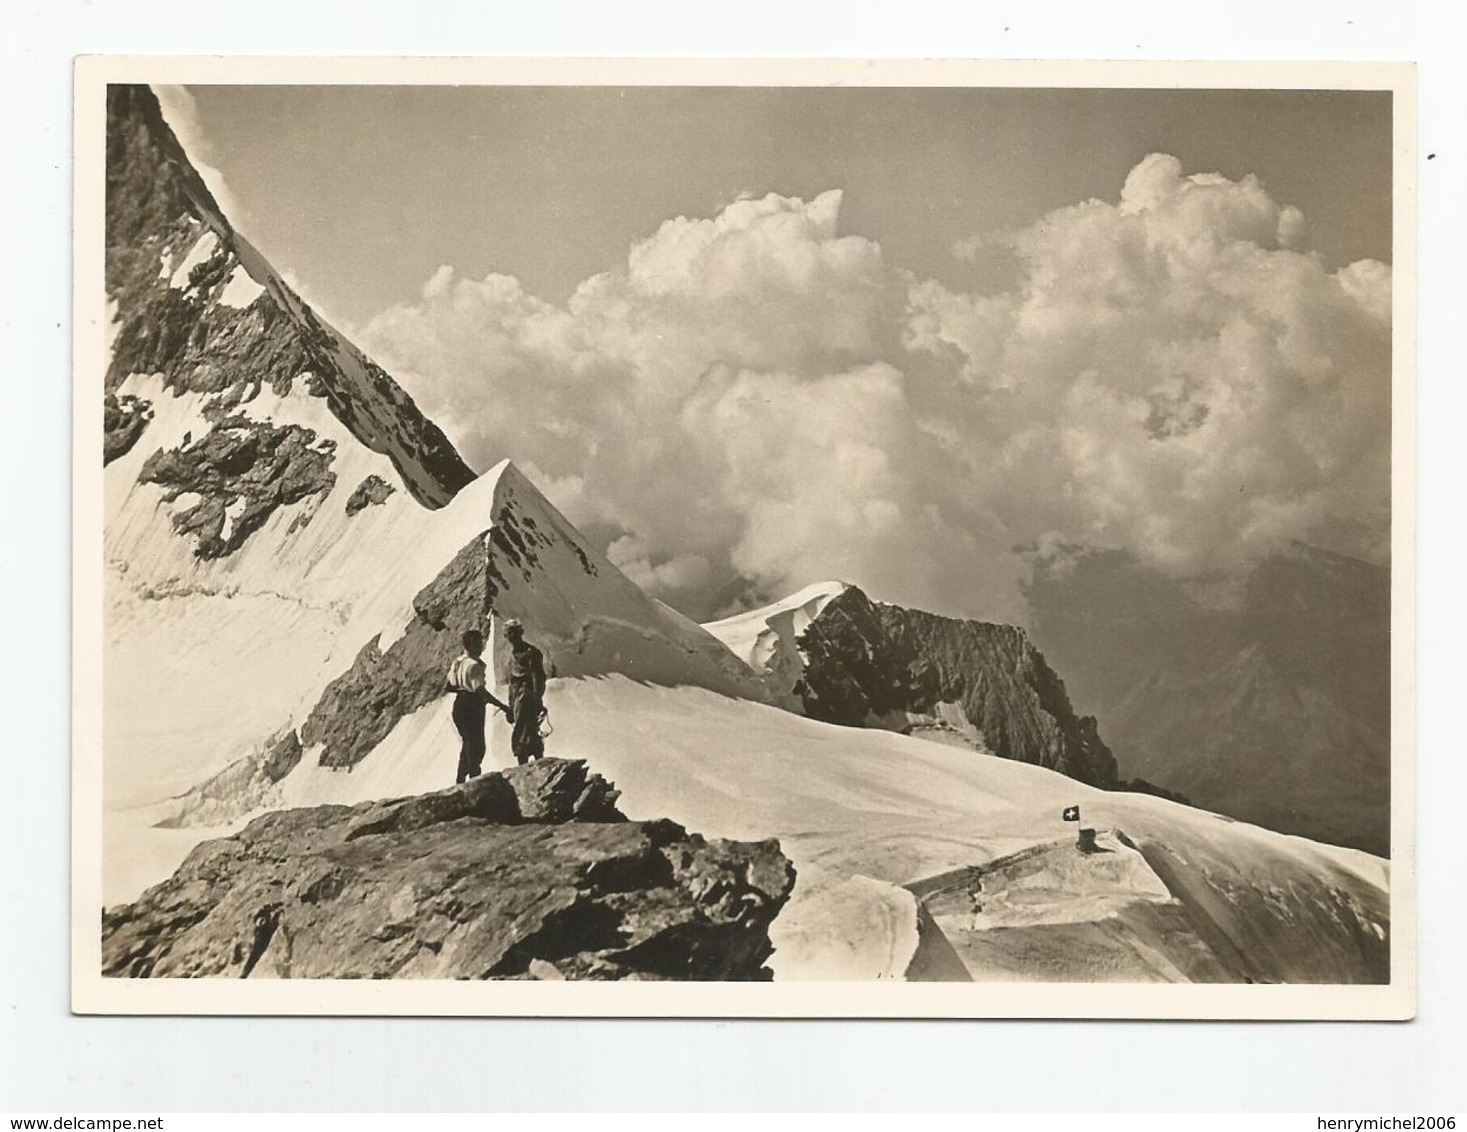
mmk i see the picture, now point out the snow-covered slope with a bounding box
[129,458,767,838]
[102,83,481,816]
[122,675,1388,983]
[97,82,1392,987]
[703,580,850,706]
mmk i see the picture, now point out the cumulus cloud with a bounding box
[359,159,1391,623]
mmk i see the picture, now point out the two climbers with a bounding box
[446,618,549,783]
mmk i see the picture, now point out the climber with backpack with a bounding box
[446,628,509,785]
[502,618,549,765]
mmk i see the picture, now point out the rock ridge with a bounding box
[103,758,796,981]
[794,586,1121,788]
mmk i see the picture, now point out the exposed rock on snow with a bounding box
[712,585,1194,800]
[475,464,764,699]
[156,729,305,830]
[103,759,795,981]
[138,417,338,558]
[300,534,489,770]
[103,392,153,464]
[105,84,475,510]
[344,473,395,516]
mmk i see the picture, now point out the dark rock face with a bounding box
[104,84,475,509]
[137,417,338,558]
[795,586,1120,788]
[103,759,795,981]
[344,473,396,516]
[103,392,153,464]
[1027,544,1390,855]
[260,729,304,784]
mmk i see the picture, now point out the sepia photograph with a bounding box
[72,57,1414,1017]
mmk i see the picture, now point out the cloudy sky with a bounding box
[159,84,1394,623]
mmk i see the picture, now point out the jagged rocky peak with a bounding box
[712,584,1120,789]
[103,758,796,981]
[103,83,476,512]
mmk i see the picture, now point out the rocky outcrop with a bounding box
[103,392,153,464]
[105,84,476,509]
[103,759,795,981]
[345,473,395,516]
[138,417,338,558]
[793,586,1120,788]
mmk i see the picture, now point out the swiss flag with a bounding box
[1062,805,1081,822]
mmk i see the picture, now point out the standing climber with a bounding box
[503,618,548,765]
[446,628,508,785]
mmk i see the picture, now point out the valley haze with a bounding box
[73,58,1413,1018]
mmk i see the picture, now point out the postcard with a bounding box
[73,56,1415,1018]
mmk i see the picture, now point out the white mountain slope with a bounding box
[152,672,1388,983]
[103,83,477,820]
[105,411,1394,986]
[702,580,851,706]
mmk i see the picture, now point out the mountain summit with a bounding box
[105,84,475,510]
[708,584,1122,789]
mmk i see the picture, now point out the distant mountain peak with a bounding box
[708,583,1123,789]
